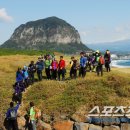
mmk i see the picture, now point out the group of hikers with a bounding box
[5,50,111,130]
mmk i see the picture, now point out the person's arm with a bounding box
[6,109,10,118]
[63,60,65,68]
[14,103,20,111]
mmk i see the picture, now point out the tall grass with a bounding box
[0,55,130,127]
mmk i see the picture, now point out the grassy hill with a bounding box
[0,55,130,128]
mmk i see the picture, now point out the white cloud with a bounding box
[0,8,13,23]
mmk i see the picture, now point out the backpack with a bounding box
[99,56,105,65]
[9,108,17,120]
[34,107,41,120]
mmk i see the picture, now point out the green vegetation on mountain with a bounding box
[1,17,90,54]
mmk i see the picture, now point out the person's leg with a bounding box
[40,70,43,80]
[108,63,111,72]
[32,73,35,83]
[51,70,54,79]
[12,120,18,130]
[105,63,109,72]
[37,70,40,81]
[7,120,12,130]
[54,70,57,80]
[80,67,83,77]
[58,70,61,81]
[70,68,73,78]
[83,67,87,77]
[26,78,29,87]
[48,69,51,79]
[100,65,103,76]
[62,69,65,81]
[74,69,77,79]
[79,67,81,77]
[31,120,36,130]
[45,68,48,79]
[89,64,92,72]
[96,66,99,76]
[46,69,51,79]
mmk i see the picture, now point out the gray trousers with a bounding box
[31,120,36,130]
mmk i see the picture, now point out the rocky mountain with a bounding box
[1,16,89,53]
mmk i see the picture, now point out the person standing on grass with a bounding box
[36,57,44,81]
[96,53,105,76]
[16,68,24,82]
[6,102,20,130]
[70,56,78,79]
[28,61,36,84]
[29,102,36,130]
[45,55,52,80]
[51,58,58,80]
[58,56,66,81]
[79,52,87,78]
[22,66,29,87]
[104,50,111,72]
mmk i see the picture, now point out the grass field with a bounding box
[0,55,130,128]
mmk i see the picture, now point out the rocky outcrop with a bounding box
[103,126,120,130]
[1,16,90,53]
[89,124,102,130]
[54,121,74,130]
[37,120,52,130]
[121,123,130,130]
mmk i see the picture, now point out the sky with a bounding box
[0,0,130,45]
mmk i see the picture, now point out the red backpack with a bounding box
[99,56,105,65]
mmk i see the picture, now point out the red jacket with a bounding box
[59,59,65,69]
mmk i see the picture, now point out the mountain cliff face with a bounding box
[1,16,90,53]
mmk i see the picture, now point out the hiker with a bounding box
[70,56,78,79]
[12,82,24,104]
[96,52,105,76]
[86,54,92,72]
[45,55,52,80]
[6,102,20,130]
[29,102,36,130]
[58,56,66,81]
[51,58,58,80]
[36,57,44,81]
[28,61,36,84]
[22,66,29,87]
[16,68,24,82]
[104,50,111,72]
[79,52,87,78]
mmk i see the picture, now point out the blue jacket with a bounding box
[22,70,29,79]
[80,57,87,67]
[16,72,24,82]
[36,61,44,71]
[6,103,20,119]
